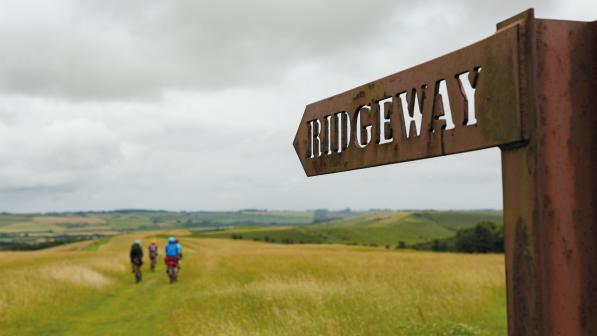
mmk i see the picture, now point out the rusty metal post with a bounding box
[293,9,596,334]
[500,10,597,336]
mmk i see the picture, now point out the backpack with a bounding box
[165,243,179,257]
[148,243,158,257]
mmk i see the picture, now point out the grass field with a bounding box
[195,210,503,246]
[0,232,506,335]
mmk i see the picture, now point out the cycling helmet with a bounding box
[168,236,175,243]
[134,239,140,244]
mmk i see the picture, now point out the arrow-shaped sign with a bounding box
[293,24,525,176]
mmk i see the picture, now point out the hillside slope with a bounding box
[195,210,503,246]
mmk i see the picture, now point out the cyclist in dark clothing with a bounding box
[130,240,144,282]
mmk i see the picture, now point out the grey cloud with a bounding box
[0,0,557,100]
[1,0,594,213]
[0,117,122,193]
[0,0,406,99]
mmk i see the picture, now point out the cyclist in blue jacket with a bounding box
[165,236,179,257]
[164,236,180,268]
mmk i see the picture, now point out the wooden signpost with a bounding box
[293,9,597,336]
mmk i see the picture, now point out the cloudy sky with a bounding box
[0,0,594,213]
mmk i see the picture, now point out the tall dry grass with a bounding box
[0,234,505,335]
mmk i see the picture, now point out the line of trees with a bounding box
[228,221,504,253]
[412,221,504,253]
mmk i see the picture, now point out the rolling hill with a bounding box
[0,210,502,250]
[193,210,503,246]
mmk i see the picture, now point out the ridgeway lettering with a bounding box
[308,67,481,158]
[307,67,481,159]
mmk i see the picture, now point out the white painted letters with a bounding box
[306,66,482,159]
[378,98,393,144]
[355,105,372,148]
[436,80,455,130]
[458,67,481,126]
[399,90,423,139]
[308,119,321,158]
[324,115,332,155]
[336,111,351,153]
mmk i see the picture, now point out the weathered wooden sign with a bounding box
[294,25,524,176]
[293,9,597,336]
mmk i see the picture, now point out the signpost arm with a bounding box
[500,12,597,336]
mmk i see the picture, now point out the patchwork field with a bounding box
[0,232,506,335]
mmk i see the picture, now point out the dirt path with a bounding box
[63,268,177,335]
[62,235,199,335]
